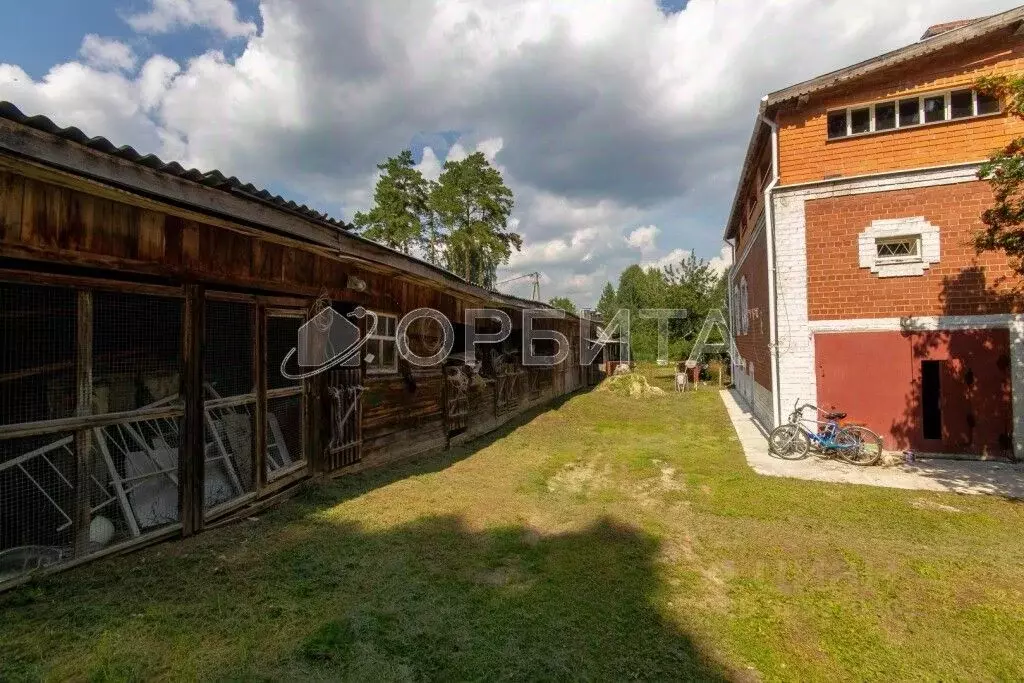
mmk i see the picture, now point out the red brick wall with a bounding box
[805,181,1022,321]
[778,31,1024,185]
[732,228,772,389]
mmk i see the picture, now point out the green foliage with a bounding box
[353,150,430,255]
[431,152,521,288]
[355,150,521,282]
[976,75,1024,271]
[548,296,577,314]
[597,254,727,361]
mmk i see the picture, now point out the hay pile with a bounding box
[596,372,665,398]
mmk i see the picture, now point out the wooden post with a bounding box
[179,284,205,537]
[73,290,93,556]
[254,305,267,492]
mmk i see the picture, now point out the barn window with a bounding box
[365,312,398,374]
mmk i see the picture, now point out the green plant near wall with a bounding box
[976,75,1024,273]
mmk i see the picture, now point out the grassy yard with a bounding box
[3,369,1024,681]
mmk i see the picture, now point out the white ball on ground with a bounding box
[90,515,116,546]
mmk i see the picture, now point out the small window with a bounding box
[899,98,921,126]
[850,107,871,134]
[875,236,920,261]
[977,92,1000,115]
[827,111,848,139]
[366,312,398,374]
[875,102,896,131]
[923,95,946,123]
[950,90,973,119]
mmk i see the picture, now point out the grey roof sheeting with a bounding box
[0,101,351,231]
[723,5,1024,241]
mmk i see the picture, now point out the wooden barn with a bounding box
[0,103,603,587]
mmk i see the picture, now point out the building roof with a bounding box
[723,5,1024,241]
[921,19,982,41]
[0,101,351,232]
[0,101,577,318]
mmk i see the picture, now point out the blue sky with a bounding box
[2,1,253,78]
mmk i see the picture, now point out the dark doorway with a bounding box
[921,360,942,441]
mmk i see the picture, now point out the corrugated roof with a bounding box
[0,101,351,231]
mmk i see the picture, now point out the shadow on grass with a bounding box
[1,384,738,680]
[0,514,731,681]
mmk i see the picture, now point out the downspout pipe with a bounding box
[725,237,737,362]
[759,102,783,428]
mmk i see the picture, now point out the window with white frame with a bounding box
[732,284,740,332]
[739,277,749,335]
[858,217,940,278]
[365,311,398,374]
[827,88,1000,140]
[875,236,920,263]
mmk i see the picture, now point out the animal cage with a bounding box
[0,280,315,587]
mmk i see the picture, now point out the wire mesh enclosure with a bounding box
[93,291,182,413]
[265,312,305,480]
[0,283,77,426]
[203,299,256,511]
[0,282,185,587]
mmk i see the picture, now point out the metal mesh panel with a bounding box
[0,433,76,583]
[0,283,77,426]
[267,315,302,390]
[92,291,182,413]
[93,416,181,536]
[266,394,302,480]
[203,300,255,509]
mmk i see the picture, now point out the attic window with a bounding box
[826,88,1000,140]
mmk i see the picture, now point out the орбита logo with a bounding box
[279,305,378,380]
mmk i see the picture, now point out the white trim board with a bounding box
[809,314,1024,333]
[777,161,983,194]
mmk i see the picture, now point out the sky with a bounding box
[0,0,1019,305]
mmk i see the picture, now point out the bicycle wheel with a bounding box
[768,424,810,460]
[834,425,883,466]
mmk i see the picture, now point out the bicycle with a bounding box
[768,399,884,466]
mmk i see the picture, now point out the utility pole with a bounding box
[496,271,541,301]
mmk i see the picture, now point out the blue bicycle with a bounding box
[768,400,883,465]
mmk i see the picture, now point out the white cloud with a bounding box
[416,147,443,181]
[79,35,137,72]
[708,244,733,275]
[2,0,1018,306]
[125,0,258,39]
[626,225,659,252]
[642,248,691,273]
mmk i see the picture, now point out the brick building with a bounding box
[725,8,1024,459]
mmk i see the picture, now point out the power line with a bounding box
[496,271,540,300]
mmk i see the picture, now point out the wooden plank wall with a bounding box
[0,169,597,477]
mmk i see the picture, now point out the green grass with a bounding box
[3,375,1024,681]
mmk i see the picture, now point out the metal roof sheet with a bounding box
[0,101,351,232]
